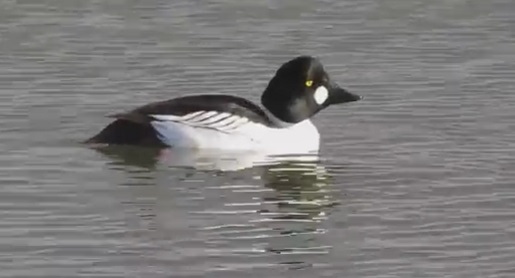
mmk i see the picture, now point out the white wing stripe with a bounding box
[209,115,240,128]
[181,111,205,121]
[150,114,182,121]
[198,115,248,131]
[188,111,218,123]
[150,111,253,132]
[231,117,250,127]
[196,112,231,125]
[217,117,250,131]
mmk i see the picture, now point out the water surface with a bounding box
[1,0,515,277]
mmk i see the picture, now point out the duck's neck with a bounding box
[261,105,300,128]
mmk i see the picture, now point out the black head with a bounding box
[261,56,361,124]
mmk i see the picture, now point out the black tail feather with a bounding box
[85,119,164,147]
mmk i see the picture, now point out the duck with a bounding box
[85,56,362,155]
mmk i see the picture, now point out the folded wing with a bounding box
[85,94,272,146]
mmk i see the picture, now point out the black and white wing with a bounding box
[150,111,255,132]
[110,94,275,132]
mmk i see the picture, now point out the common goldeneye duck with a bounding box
[85,56,362,154]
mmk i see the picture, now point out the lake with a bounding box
[1,0,515,277]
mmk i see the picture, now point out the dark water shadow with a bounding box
[94,145,163,170]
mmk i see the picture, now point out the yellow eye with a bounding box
[305,80,313,87]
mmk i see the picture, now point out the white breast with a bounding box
[149,111,320,155]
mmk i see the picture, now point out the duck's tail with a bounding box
[84,119,164,147]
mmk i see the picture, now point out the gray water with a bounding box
[2,0,515,277]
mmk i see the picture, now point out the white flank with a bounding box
[149,111,320,155]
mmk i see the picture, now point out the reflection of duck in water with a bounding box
[257,162,337,259]
[95,146,338,263]
[94,144,320,172]
[94,145,336,219]
[96,145,162,170]
[261,162,337,221]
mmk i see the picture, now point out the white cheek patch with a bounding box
[314,86,329,105]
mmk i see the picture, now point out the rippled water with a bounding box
[2,0,515,277]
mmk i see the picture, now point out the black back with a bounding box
[85,95,274,145]
[112,94,273,125]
